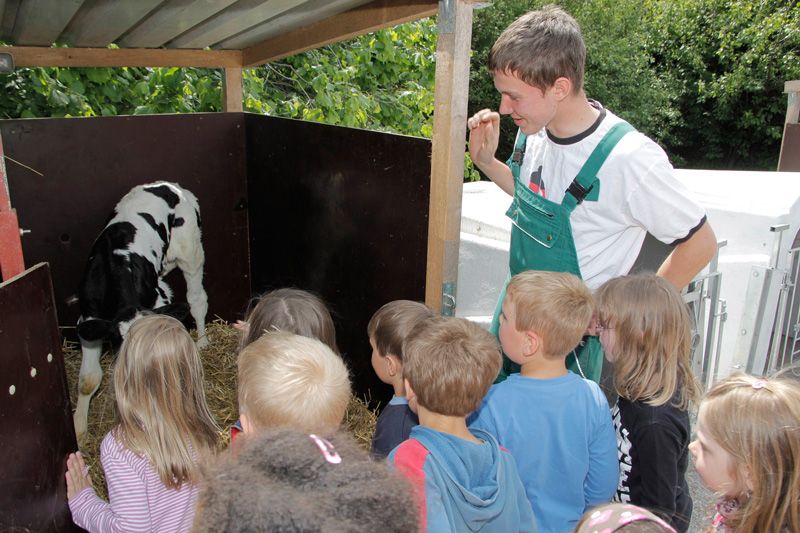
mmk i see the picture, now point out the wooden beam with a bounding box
[242,0,438,67]
[223,67,243,112]
[785,80,800,125]
[3,46,243,68]
[425,0,472,314]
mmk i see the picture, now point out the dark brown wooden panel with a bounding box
[245,115,431,403]
[779,123,800,171]
[0,263,81,532]
[0,113,251,333]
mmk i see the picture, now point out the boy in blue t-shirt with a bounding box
[470,271,618,533]
[368,300,434,457]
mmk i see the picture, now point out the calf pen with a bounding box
[0,112,431,531]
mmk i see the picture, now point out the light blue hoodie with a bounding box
[389,425,537,532]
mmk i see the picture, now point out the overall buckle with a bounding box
[566,180,593,205]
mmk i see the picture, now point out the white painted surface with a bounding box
[456,170,800,379]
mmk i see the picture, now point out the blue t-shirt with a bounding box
[469,372,618,533]
[371,396,418,457]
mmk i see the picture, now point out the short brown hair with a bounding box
[367,300,435,361]
[237,331,351,433]
[505,270,594,357]
[403,317,501,416]
[488,5,586,92]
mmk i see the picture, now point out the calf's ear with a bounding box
[77,319,114,342]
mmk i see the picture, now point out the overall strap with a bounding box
[562,121,636,212]
[508,129,528,182]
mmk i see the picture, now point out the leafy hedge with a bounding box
[1,0,797,171]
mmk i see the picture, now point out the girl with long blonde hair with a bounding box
[595,273,702,532]
[689,373,800,532]
[65,314,219,532]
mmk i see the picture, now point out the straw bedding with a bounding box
[63,319,378,500]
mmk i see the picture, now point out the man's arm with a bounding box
[468,109,515,196]
[657,220,716,289]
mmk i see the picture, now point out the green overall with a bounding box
[490,121,635,383]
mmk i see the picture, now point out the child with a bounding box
[689,373,800,532]
[389,316,536,532]
[467,5,715,382]
[236,331,351,436]
[193,427,418,532]
[65,315,219,532]
[231,287,340,439]
[576,503,677,532]
[469,270,618,533]
[367,299,434,457]
[237,287,338,352]
[595,274,702,532]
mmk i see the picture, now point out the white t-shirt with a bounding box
[518,104,706,289]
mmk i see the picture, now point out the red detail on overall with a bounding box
[393,439,430,530]
[528,181,546,196]
[0,134,25,281]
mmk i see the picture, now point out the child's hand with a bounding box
[65,452,93,500]
[233,320,250,334]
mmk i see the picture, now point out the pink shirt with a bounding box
[69,431,199,532]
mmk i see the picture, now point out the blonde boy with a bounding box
[236,331,351,436]
[470,270,618,533]
[389,317,536,532]
[367,300,435,457]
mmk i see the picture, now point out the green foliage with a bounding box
[0,62,221,118]
[643,0,800,169]
[1,2,797,172]
[243,19,437,138]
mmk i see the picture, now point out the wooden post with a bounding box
[779,80,800,171]
[425,0,473,314]
[785,80,800,125]
[223,67,243,112]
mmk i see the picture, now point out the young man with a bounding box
[470,271,618,533]
[388,316,537,532]
[467,6,716,381]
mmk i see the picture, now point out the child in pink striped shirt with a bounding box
[65,315,220,532]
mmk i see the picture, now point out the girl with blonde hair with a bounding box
[65,314,219,532]
[595,273,702,532]
[689,373,800,532]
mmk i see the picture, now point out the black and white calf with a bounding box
[74,181,208,440]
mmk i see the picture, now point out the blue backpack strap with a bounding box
[505,128,528,182]
[562,121,636,212]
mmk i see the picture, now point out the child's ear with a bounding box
[404,379,415,400]
[240,413,254,434]
[524,330,541,357]
[385,354,401,377]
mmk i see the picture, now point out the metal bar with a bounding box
[702,241,726,384]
